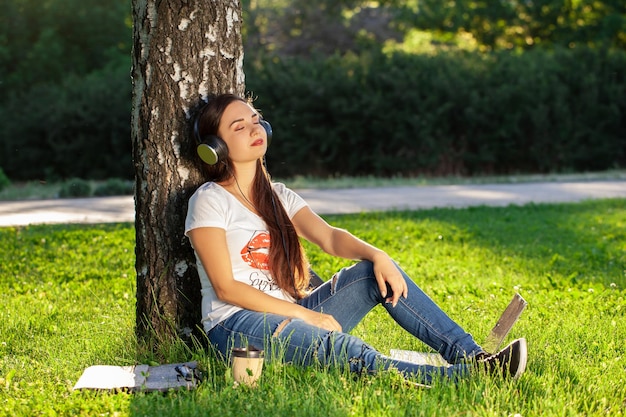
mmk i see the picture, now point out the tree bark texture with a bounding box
[131,0,245,345]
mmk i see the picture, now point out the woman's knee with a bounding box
[336,260,402,300]
[345,260,375,277]
[334,260,376,290]
[316,331,381,373]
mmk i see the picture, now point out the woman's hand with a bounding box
[372,251,408,308]
[299,309,343,332]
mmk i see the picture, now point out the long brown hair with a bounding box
[195,94,309,299]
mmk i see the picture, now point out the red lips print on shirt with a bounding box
[241,231,270,270]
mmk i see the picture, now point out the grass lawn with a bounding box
[0,198,624,416]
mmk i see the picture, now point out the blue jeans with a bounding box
[207,261,484,384]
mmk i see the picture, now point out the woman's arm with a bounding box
[187,227,341,331]
[292,207,408,307]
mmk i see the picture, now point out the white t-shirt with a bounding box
[185,182,308,332]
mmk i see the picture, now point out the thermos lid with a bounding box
[232,345,264,358]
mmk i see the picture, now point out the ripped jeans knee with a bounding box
[314,331,381,375]
[265,315,382,375]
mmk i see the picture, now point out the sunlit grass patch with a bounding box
[1,199,624,416]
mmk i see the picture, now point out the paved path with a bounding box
[0,180,624,227]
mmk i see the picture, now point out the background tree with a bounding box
[131,0,244,347]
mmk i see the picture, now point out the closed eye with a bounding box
[231,113,260,131]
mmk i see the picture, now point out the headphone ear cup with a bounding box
[197,135,228,165]
[260,119,273,147]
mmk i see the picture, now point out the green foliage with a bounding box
[0,0,132,182]
[249,47,626,178]
[0,59,132,181]
[245,0,626,54]
[243,0,401,58]
[1,0,625,181]
[0,167,10,192]
[389,0,626,51]
[0,199,625,415]
[0,0,132,98]
[58,178,92,198]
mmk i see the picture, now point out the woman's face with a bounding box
[217,100,268,164]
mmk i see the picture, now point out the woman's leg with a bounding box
[207,308,472,384]
[299,261,484,364]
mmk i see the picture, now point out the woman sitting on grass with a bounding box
[185,93,527,385]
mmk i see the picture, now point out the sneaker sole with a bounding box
[512,338,528,379]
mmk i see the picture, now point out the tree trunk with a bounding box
[131,0,245,347]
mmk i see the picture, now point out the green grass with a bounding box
[1,199,625,416]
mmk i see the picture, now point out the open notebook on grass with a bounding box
[73,362,200,392]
